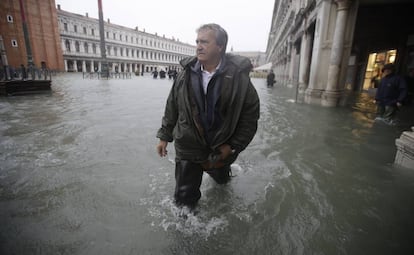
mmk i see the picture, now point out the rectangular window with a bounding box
[91,29,95,36]
[83,27,87,34]
[64,23,68,31]
[11,40,18,47]
[74,25,77,33]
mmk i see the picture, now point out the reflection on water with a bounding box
[1,73,414,254]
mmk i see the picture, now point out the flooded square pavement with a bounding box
[1,73,414,254]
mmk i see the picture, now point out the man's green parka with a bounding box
[156,53,260,164]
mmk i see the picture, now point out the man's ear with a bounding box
[218,44,224,54]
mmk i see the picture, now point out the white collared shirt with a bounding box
[200,61,221,94]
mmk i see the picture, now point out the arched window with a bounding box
[75,41,80,52]
[65,39,71,52]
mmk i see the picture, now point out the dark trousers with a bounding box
[174,160,231,207]
[377,105,397,121]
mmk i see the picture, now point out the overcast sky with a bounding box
[55,0,275,52]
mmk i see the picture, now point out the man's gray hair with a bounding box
[196,23,228,55]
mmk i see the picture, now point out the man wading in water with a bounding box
[156,23,260,210]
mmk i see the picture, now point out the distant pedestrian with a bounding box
[171,69,177,80]
[266,69,275,87]
[152,70,158,79]
[20,64,27,80]
[159,70,166,79]
[375,63,408,125]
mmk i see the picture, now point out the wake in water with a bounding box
[141,159,292,240]
[141,166,243,239]
[156,197,229,239]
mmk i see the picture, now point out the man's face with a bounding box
[196,29,223,65]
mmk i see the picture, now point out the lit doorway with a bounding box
[363,49,397,90]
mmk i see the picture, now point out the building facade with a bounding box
[0,0,64,71]
[230,51,266,69]
[57,5,196,74]
[266,0,414,107]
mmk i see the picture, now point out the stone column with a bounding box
[395,127,414,169]
[82,60,86,72]
[91,61,95,73]
[64,59,68,72]
[322,0,351,106]
[288,42,296,84]
[298,32,312,92]
[61,40,66,53]
[73,60,77,72]
[71,41,76,52]
[98,61,102,72]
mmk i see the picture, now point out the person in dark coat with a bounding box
[159,69,166,79]
[171,69,178,80]
[266,69,275,87]
[375,63,407,125]
[156,24,260,209]
[21,64,27,80]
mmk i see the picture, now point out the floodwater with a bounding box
[1,73,414,255]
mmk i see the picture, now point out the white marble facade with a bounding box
[266,0,357,106]
[57,6,196,74]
